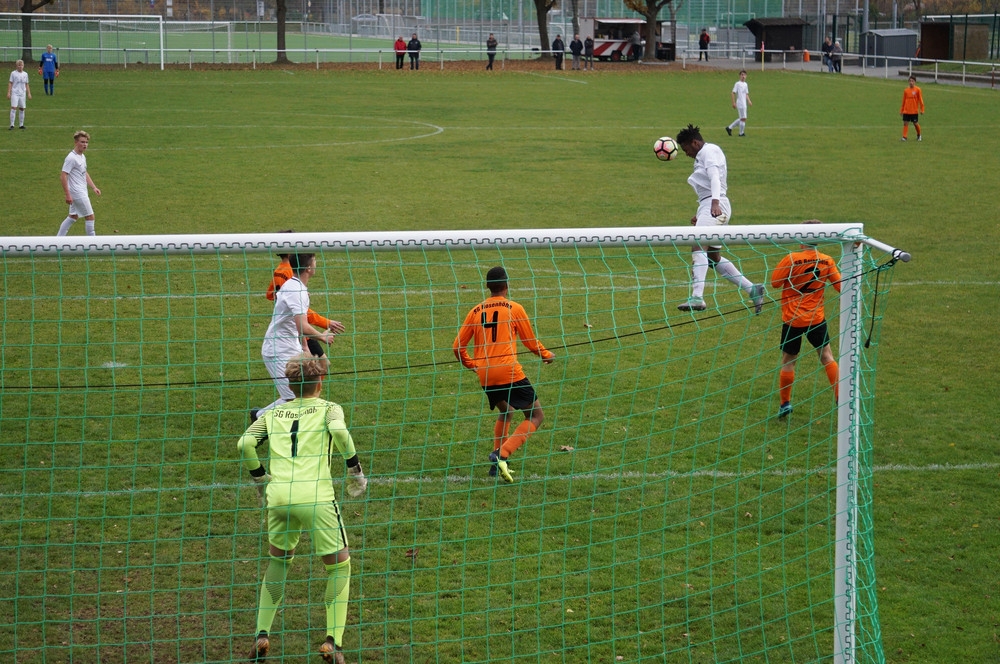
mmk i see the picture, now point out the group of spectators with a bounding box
[392,34,423,70]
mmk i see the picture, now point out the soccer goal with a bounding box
[0,224,906,663]
[0,13,164,68]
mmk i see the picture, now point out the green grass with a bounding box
[0,66,998,663]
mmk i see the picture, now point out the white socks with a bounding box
[57,217,76,236]
[56,217,97,236]
[714,257,753,291]
[692,251,753,298]
[691,251,709,298]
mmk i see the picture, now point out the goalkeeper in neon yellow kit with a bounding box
[238,352,368,663]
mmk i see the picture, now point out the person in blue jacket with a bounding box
[40,44,58,96]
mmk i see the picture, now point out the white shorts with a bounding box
[263,354,296,402]
[736,102,748,118]
[69,196,94,218]
[10,93,26,109]
[696,197,732,249]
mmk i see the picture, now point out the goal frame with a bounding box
[0,223,907,663]
[0,12,165,70]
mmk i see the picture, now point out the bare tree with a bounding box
[533,0,558,59]
[276,0,290,64]
[623,0,677,59]
[19,0,58,63]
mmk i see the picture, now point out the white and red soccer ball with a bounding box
[653,136,678,161]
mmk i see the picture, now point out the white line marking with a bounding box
[4,463,996,499]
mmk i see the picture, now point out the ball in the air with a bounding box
[653,136,679,162]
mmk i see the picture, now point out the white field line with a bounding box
[4,462,997,499]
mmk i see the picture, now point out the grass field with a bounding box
[0,63,998,663]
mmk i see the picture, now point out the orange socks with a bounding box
[500,420,537,459]
[779,370,795,404]
[493,419,511,453]
[824,361,839,400]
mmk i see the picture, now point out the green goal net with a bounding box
[0,225,905,663]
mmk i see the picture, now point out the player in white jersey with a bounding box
[7,60,31,130]
[675,124,764,313]
[256,252,336,417]
[726,70,752,137]
[56,131,102,236]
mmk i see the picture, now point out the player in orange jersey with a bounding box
[266,248,346,356]
[769,221,842,419]
[453,266,555,483]
[899,75,924,142]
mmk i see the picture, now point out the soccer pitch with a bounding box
[1,65,998,663]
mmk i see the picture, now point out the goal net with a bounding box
[0,13,164,67]
[0,225,904,663]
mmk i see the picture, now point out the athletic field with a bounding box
[1,63,997,663]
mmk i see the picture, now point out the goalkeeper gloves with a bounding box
[346,464,368,498]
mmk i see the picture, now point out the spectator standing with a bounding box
[831,40,843,73]
[407,33,422,70]
[486,33,498,70]
[584,35,595,70]
[552,34,565,70]
[821,37,834,72]
[698,29,710,61]
[394,36,406,70]
[630,30,643,61]
[569,34,584,70]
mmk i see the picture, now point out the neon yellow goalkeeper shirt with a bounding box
[237,397,357,506]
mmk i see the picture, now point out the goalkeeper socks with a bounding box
[493,418,511,453]
[324,558,351,647]
[256,555,293,635]
[57,217,76,236]
[779,369,795,404]
[500,420,537,459]
[823,361,839,400]
[714,257,753,291]
[691,251,709,299]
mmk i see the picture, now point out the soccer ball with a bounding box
[653,136,679,161]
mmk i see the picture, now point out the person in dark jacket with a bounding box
[407,33,422,70]
[698,29,710,61]
[552,35,565,70]
[486,33,498,70]
[569,34,584,70]
[583,35,595,70]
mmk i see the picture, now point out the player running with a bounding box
[770,221,842,419]
[453,266,555,483]
[238,352,368,663]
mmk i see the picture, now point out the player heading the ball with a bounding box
[453,266,555,483]
[675,123,765,314]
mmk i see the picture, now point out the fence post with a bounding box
[316,49,319,70]
[124,48,127,70]
[189,49,193,70]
